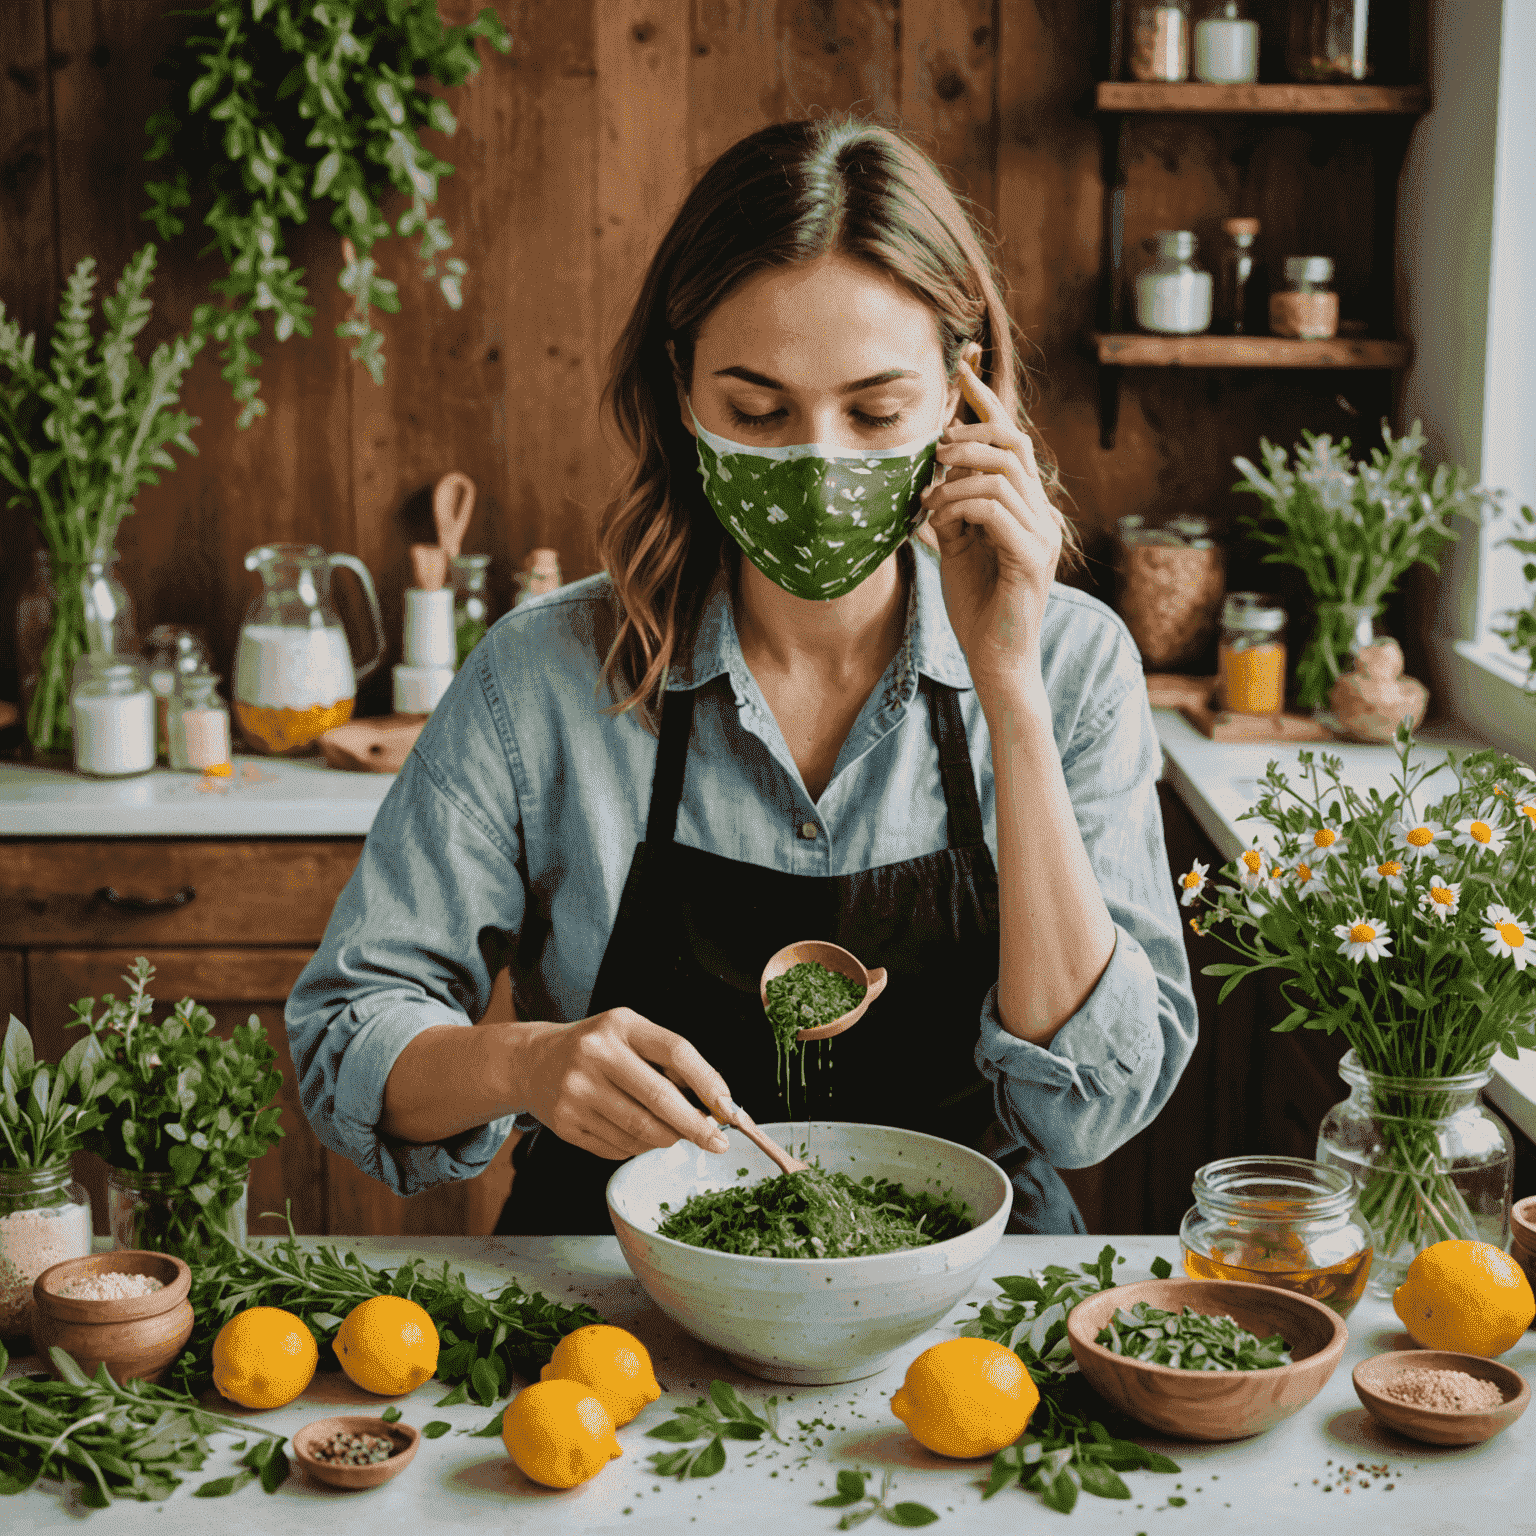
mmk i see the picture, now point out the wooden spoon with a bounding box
[760,940,888,1042]
[715,1098,808,1175]
[432,471,476,560]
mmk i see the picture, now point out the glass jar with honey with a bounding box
[1180,1155,1373,1318]
[1216,591,1287,714]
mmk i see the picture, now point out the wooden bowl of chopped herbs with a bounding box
[1065,1278,1347,1441]
[760,941,886,1042]
[292,1415,421,1489]
[1352,1350,1529,1445]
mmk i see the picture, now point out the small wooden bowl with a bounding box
[1066,1277,1348,1441]
[1510,1196,1536,1295]
[759,940,887,1041]
[1353,1350,1529,1446]
[31,1251,193,1386]
[292,1415,422,1490]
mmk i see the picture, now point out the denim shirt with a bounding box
[285,545,1197,1198]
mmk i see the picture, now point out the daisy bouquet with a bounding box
[1178,724,1536,1269]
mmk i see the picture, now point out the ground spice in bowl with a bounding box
[1379,1368,1503,1412]
[55,1271,165,1301]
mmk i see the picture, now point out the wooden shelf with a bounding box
[1095,82,1429,115]
[1092,334,1412,369]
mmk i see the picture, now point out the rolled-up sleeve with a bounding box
[974,675,1197,1169]
[285,652,527,1196]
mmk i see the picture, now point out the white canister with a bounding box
[71,657,156,778]
[1134,230,1214,335]
[1194,2,1259,83]
[393,664,454,715]
[403,587,456,669]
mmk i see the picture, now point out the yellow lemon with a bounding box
[211,1306,318,1410]
[502,1378,622,1489]
[1392,1239,1535,1357]
[890,1336,1039,1459]
[539,1324,662,1427]
[334,1295,440,1396]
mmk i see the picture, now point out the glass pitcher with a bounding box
[233,543,385,755]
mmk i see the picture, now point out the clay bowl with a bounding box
[1065,1277,1347,1441]
[292,1415,421,1490]
[31,1250,193,1386]
[759,940,887,1041]
[1353,1350,1529,1446]
[1510,1196,1536,1294]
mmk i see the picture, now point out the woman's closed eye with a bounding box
[725,403,906,431]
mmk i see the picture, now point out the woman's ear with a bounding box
[666,340,697,439]
[944,341,986,427]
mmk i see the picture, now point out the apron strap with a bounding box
[928,682,987,850]
[644,687,697,848]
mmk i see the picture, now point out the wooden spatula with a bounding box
[432,472,476,560]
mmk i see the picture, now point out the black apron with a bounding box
[496,679,1085,1236]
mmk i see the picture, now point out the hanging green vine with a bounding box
[143,0,510,427]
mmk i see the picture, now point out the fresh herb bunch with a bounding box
[168,1218,602,1404]
[1492,500,1536,689]
[0,246,201,753]
[1233,420,1494,708]
[765,962,865,1043]
[961,1249,1181,1514]
[0,1343,287,1506]
[815,1468,939,1528]
[645,1380,784,1480]
[68,959,282,1261]
[656,1166,972,1259]
[0,1017,118,1169]
[142,0,510,426]
[1095,1302,1291,1371]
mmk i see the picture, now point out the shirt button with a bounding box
[800,820,819,840]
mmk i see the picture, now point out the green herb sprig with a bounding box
[645,1381,784,1479]
[961,1249,1180,1515]
[0,1343,287,1507]
[0,1017,117,1169]
[816,1468,939,1528]
[1095,1302,1291,1371]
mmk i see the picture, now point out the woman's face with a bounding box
[681,253,967,452]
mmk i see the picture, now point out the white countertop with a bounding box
[8,1233,1530,1534]
[0,753,393,837]
[1152,709,1536,1142]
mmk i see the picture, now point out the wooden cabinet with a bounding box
[2,840,515,1237]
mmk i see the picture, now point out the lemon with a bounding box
[502,1378,622,1489]
[211,1306,318,1410]
[539,1324,662,1427]
[334,1295,440,1396]
[890,1336,1038,1459]
[1392,1239,1535,1357]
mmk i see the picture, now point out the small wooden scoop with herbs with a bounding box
[759,941,886,1043]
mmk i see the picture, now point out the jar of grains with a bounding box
[1270,256,1340,340]
[1114,515,1226,671]
[0,1163,94,1338]
[1129,0,1191,81]
[1180,1155,1374,1318]
[1217,591,1288,713]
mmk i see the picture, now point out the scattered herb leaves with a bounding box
[464,1409,505,1438]
[421,1422,452,1440]
[645,1381,783,1479]
[815,1468,939,1528]
[380,1406,401,1423]
[1096,1303,1291,1372]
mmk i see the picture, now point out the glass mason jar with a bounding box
[1134,231,1213,335]
[0,1163,94,1338]
[168,668,233,773]
[1269,255,1340,339]
[1180,1155,1373,1318]
[1317,1049,1514,1297]
[145,625,214,762]
[71,656,156,779]
[107,1166,249,1262]
[1216,592,1287,714]
[449,552,493,669]
[1114,514,1225,671]
[1287,0,1370,81]
[1129,0,1191,81]
[1194,1,1259,84]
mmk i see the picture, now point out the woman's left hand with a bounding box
[921,359,1063,704]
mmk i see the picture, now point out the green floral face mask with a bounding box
[690,405,940,601]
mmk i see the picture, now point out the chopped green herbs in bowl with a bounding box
[765,963,865,1044]
[1095,1301,1292,1371]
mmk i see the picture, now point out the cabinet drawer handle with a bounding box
[97,884,197,913]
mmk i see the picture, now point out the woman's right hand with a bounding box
[513,1008,733,1160]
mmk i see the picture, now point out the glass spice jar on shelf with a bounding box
[1217,218,1261,334]
[1130,0,1191,81]
[1270,256,1340,339]
[1194,0,1259,84]
[168,667,232,774]
[70,656,156,778]
[1217,591,1287,714]
[1114,514,1225,672]
[1180,1155,1374,1319]
[1134,231,1213,335]
[1287,0,1370,81]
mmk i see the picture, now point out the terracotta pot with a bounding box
[31,1250,193,1385]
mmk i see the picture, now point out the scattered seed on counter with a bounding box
[310,1431,398,1465]
[56,1271,165,1300]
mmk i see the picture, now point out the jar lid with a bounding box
[1148,230,1198,260]
[1222,216,1260,239]
[1284,255,1335,284]
[1221,591,1285,631]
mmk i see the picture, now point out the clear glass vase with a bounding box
[1316,1050,1513,1297]
[107,1166,248,1263]
[0,1163,94,1338]
[1299,599,1377,712]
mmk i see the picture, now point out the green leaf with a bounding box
[1150,1256,1173,1279]
[3,1015,34,1076]
[194,1470,256,1497]
[688,1437,726,1477]
[836,1469,867,1499]
[1041,1469,1078,1514]
[885,1504,939,1527]
[434,1382,470,1407]
[1078,1463,1131,1500]
[381,1405,402,1422]
[421,1421,451,1439]
[465,1408,505,1438]
[469,1354,498,1405]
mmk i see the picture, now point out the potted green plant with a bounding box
[0,1018,118,1336]
[1177,725,1536,1294]
[1233,420,1495,710]
[70,959,284,1263]
[0,245,202,758]
[1493,500,1536,688]
[143,0,510,427]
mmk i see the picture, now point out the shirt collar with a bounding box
[666,541,973,695]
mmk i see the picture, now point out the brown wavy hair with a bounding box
[598,115,1073,723]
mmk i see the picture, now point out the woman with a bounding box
[286,117,1196,1236]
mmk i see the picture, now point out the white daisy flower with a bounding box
[1453,809,1507,857]
[1364,857,1408,894]
[1482,904,1531,971]
[1257,862,1286,901]
[1512,800,1536,832]
[1333,916,1393,964]
[1418,880,1460,921]
[1177,860,1209,907]
[1290,860,1328,899]
[1305,825,1349,862]
[1235,844,1267,887]
[1392,818,1444,862]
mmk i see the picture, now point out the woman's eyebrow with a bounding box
[712,365,921,393]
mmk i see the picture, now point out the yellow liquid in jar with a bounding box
[1182,1238,1373,1318]
[234,697,354,754]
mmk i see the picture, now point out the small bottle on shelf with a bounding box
[1194,1,1260,84]
[1129,1,1191,82]
[1270,256,1340,339]
[1134,231,1213,335]
[1217,218,1260,334]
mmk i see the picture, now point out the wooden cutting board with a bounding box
[1143,674,1336,741]
[319,714,426,774]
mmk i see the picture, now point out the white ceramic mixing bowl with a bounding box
[606,1121,1012,1385]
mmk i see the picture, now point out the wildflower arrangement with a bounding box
[1178,724,1536,1266]
[1233,420,1495,709]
